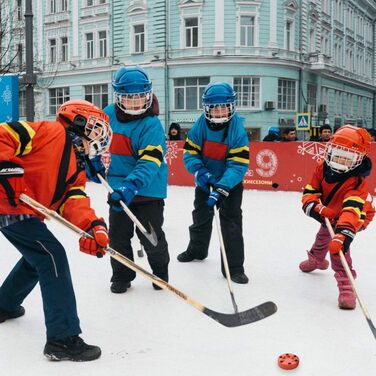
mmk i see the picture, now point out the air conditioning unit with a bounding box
[318,104,327,113]
[264,101,275,111]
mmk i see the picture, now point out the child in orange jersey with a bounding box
[299,125,374,310]
[0,100,111,361]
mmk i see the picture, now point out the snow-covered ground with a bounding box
[1,184,376,376]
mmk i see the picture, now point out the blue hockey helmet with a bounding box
[112,65,153,115]
[202,82,237,124]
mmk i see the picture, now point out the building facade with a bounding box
[1,0,376,139]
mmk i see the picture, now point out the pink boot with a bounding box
[334,271,356,310]
[299,251,329,273]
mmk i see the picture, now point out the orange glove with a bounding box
[79,218,108,258]
[328,228,355,255]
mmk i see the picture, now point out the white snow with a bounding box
[1,184,376,376]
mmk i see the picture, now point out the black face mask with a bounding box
[205,118,229,131]
[68,130,86,172]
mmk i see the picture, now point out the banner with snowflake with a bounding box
[166,141,376,194]
[0,74,19,122]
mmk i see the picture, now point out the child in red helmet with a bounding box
[300,125,375,309]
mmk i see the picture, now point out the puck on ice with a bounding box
[278,353,299,370]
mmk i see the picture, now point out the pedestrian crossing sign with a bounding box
[296,113,310,131]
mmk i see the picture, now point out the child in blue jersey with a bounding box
[177,82,250,284]
[104,66,169,293]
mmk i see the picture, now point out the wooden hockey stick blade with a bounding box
[20,193,278,328]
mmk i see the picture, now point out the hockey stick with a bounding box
[213,206,239,313]
[325,218,376,340]
[96,174,158,247]
[20,193,277,328]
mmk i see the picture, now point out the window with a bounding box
[61,37,68,62]
[17,44,23,68]
[87,0,94,6]
[334,90,342,116]
[174,77,210,110]
[99,0,107,4]
[49,39,56,63]
[98,31,107,57]
[49,0,56,13]
[285,21,293,51]
[133,25,145,53]
[277,79,296,111]
[61,0,68,11]
[19,90,26,117]
[49,87,70,115]
[185,18,198,48]
[309,28,316,53]
[86,33,94,59]
[17,0,22,21]
[84,84,108,109]
[233,77,260,109]
[307,84,317,111]
[240,16,255,47]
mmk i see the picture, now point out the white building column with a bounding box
[214,0,224,48]
[268,0,277,48]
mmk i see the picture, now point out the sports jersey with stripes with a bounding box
[104,104,167,199]
[183,113,249,190]
[0,120,99,231]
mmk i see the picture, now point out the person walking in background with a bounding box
[177,82,250,284]
[104,65,169,294]
[299,125,374,310]
[0,100,111,361]
[168,122,183,140]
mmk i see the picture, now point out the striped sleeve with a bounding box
[0,121,36,157]
[227,145,249,165]
[183,137,202,156]
[138,145,164,167]
[342,195,365,220]
[58,186,87,216]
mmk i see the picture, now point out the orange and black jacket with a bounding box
[302,158,375,233]
[0,120,99,231]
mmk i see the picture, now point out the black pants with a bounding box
[186,183,245,276]
[109,199,169,283]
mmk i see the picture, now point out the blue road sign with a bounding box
[0,74,19,122]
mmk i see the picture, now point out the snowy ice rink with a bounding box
[1,184,376,376]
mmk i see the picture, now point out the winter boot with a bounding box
[43,335,101,361]
[153,270,169,290]
[334,271,356,310]
[177,250,205,263]
[299,251,329,273]
[110,281,131,294]
[0,306,25,323]
[231,272,249,284]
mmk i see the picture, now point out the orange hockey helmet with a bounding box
[57,99,112,156]
[324,125,371,173]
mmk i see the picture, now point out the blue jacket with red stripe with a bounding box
[183,113,249,190]
[104,104,167,199]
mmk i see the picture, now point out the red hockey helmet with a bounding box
[57,99,112,156]
[324,125,371,173]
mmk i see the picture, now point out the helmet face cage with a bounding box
[82,115,112,157]
[115,90,153,115]
[324,142,364,173]
[203,102,235,124]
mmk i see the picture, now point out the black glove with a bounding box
[207,186,229,208]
